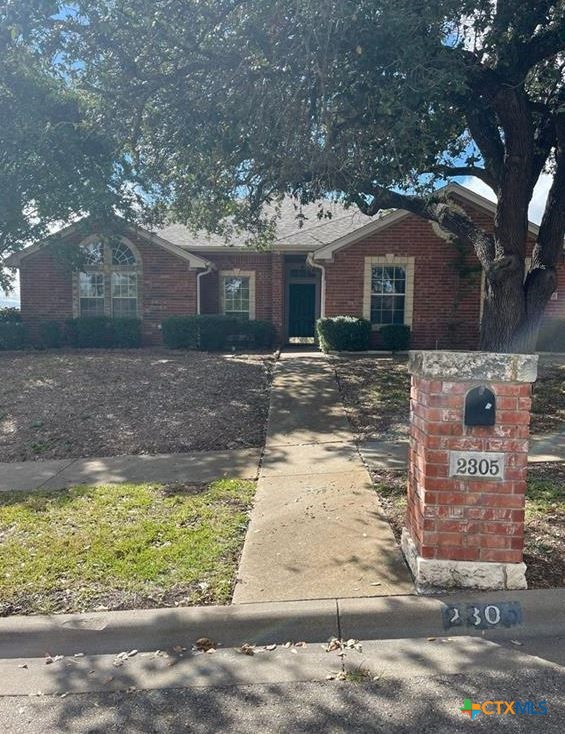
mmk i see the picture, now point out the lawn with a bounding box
[333,355,564,439]
[0,350,274,462]
[370,464,565,589]
[0,478,255,616]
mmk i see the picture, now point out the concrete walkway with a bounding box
[233,352,414,603]
[0,449,261,492]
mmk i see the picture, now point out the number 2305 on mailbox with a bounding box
[449,451,505,480]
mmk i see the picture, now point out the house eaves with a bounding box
[5,219,213,271]
[310,183,542,263]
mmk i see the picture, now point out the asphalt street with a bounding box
[0,635,562,733]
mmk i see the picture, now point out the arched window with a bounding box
[77,239,140,318]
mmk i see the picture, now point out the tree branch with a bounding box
[425,164,496,190]
[350,185,496,270]
[520,17,565,71]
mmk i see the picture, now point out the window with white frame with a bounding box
[370,266,406,325]
[77,238,140,318]
[220,271,255,319]
[363,256,415,327]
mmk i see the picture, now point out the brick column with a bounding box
[401,350,538,592]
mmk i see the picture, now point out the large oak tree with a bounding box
[3,0,565,351]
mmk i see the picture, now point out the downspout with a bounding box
[196,263,214,315]
[306,252,326,319]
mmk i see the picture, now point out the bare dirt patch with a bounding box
[0,350,273,462]
[335,354,564,439]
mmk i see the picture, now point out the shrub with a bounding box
[245,319,277,348]
[65,317,142,348]
[0,308,25,349]
[316,316,371,352]
[379,324,411,351]
[537,318,565,353]
[112,318,142,348]
[199,315,241,350]
[37,320,64,349]
[162,316,199,349]
[161,315,277,350]
[0,307,22,323]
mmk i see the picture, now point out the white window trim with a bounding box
[73,235,142,318]
[219,269,256,320]
[363,255,415,329]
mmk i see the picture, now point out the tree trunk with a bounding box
[480,262,557,353]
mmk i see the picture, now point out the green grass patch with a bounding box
[525,466,565,517]
[0,479,255,615]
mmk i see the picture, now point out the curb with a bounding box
[1,589,564,659]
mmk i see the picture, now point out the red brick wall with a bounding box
[407,375,531,565]
[323,215,482,350]
[19,232,199,345]
[198,251,275,322]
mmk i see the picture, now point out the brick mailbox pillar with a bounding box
[401,350,538,592]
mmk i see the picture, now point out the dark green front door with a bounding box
[288,283,316,337]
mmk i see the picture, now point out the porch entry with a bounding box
[284,256,321,342]
[288,283,316,338]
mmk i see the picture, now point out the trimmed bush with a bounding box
[537,318,565,353]
[111,318,142,348]
[379,324,411,351]
[37,320,64,349]
[161,315,277,350]
[245,319,277,348]
[65,317,142,348]
[316,316,371,352]
[0,308,25,350]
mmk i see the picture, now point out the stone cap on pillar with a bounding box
[409,351,538,383]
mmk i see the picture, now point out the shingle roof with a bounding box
[156,197,381,251]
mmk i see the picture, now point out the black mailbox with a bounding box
[464,386,496,426]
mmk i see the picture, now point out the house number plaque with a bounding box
[449,451,505,480]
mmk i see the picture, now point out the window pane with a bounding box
[79,272,104,298]
[370,266,406,325]
[223,276,250,317]
[112,242,136,266]
[80,298,105,317]
[82,242,104,266]
[112,298,138,318]
[112,273,137,298]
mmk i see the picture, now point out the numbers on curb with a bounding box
[442,601,522,630]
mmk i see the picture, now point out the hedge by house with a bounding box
[0,308,25,350]
[379,324,411,351]
[316,316,371,352]
[162,315,276,350]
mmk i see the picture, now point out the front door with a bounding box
[288,283,316,338]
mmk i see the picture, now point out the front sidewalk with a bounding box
[233,351,414,603]
[0,448,261,492]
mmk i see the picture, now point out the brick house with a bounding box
[7,184,564,349]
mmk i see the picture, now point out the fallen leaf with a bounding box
[18,664,28,669]
[427,637,436,642]
[195,637,216,652]
[265,644,277,651]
